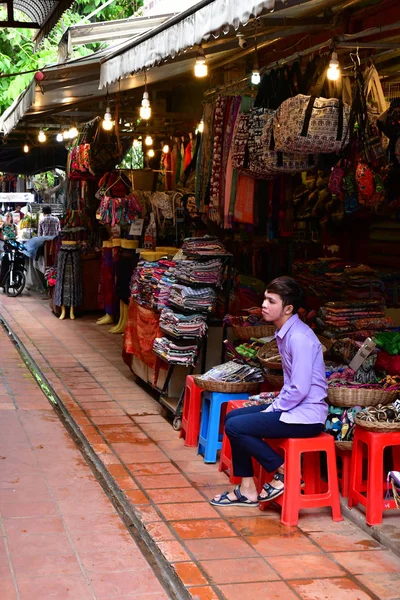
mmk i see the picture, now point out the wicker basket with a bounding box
[192,376,260,394]
[328,387,398,408]
[354,413,400,433]
[232,323,275,340]
[265,372,284,389]
[335,440,353,451]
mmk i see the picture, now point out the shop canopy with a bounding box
[1,0,76,48]
[98,0,368,88]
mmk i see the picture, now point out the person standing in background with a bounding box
[39,206,60,238]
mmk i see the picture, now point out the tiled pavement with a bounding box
[0,325,169,600]
[1,292,400,600]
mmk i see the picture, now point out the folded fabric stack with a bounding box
[293,260,385,303]
[182,235,227,256]
[168,284,216,312]
[130,259,175,309]
[316,301,392,338]
[153,337,199,366]
[175,258,223,286]
[197,361,264,383]
[160,308,207,339]
[155,268,178,310]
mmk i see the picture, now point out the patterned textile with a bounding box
[261,112,315,174]
[273,94,351,154]
[231,113,250,171]
[124,299,161,370]
[103,246,114,315]
[54,246,82,307]
[39,215,60,238]
[209,96,228,222]
[116,247,138,305]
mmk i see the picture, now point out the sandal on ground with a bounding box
[210,485,259,508]
[258,472,285,503]
[258,472,305,503]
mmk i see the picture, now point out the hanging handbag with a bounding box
[261,111,316,174]
[273,94,351,155]
[88,120,122,176]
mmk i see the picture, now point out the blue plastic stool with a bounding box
[198,391,249,463]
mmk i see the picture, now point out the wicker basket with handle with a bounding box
[192,376,260,394]
[354,413,400,433]
[328,387,397,408]
[232,323,276,340]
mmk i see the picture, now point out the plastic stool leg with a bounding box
[185,387,201,447]
[348,437,363,508]
[198,396,210,458]
[340,452,351,498]
[366,440,384,526]
[325,443,344,522]
[203,396,223,463]
[281,444,301,526]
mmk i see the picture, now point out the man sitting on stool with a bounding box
[211,276,328,508]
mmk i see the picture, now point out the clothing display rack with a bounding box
[153,250,233,430]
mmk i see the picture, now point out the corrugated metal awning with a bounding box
[99,0,276,88]
[1,0,76,48]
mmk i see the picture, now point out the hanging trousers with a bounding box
[225,404,324,478]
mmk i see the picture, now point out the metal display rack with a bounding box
[152,252,233,430]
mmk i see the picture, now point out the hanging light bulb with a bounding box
[162,144,170,154]
[147,148,155,158]
[23,144,30,153]
[69,126,78,139]
[145,135,153,146]
[62,129,70,140]
[139,70,152,120]
[251,23,261,86]
[194,48,208,78]
[38,129,46,143]
[140,91,151,120]
[102,105,114,131]
[198,120,204,133]
[133,138,141,148]
[251,69,261,85]
[56,133,64,142]
[327,51,341,81]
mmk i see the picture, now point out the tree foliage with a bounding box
[0,0,143,114]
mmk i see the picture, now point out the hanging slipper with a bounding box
[210,486,259,508]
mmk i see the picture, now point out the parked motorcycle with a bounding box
[0,240,27,297]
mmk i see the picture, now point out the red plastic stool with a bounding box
[179,375,202,447]
[336,445,352,498]
[348,427,400,525]
[219,399,252,484]
[259,433,343,526]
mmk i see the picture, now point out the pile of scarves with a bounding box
[197,361,264,384]
[168,284,216,313]
[316,301,392,337]
[182,236,227,256]
[153,337,199,366]
[159,308,207,339]
[175,258,223,286]
[293,260,385,304]
[130,259,175,310]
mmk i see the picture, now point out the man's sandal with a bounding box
[210,485,259,508]
[258,472,285,503]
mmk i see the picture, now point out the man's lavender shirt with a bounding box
[264,314,328,424]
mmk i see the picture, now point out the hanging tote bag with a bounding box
[88,120,122,176]
[273,94,351,155]
[261,111,316,174]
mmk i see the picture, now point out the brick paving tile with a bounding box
[3,293,400,600]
